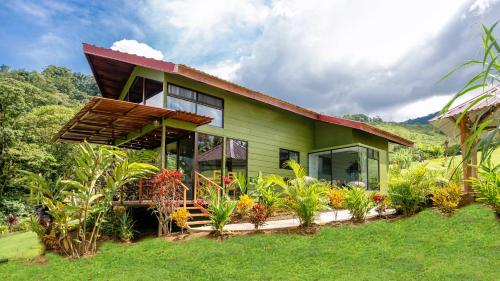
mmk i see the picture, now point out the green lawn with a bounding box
[0,231,41,261]
[422,148,500,169]
[0,205,498,280]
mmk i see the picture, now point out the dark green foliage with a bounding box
[0,65,97,214]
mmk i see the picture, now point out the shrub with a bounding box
[207,190,236,235]
[328,188,345,220]
[344,186,374,222]
[117,210,136,242]
[0,224,8,235]
[249,203,267,230]
[431,182,462,214]
[254,172,281,217]
[267,161,329,227]
[388,180,427,216]
[469,158,500,214]
[236,194,254,217]
[149,169,185,236]
[6,213,18,232]
[171,208,190,233]
[372,194,387,217]
[387,164,434,216]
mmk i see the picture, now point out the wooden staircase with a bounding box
[184,202,212,228]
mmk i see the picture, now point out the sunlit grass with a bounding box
[0,205,498,280]
[0,231,41,261]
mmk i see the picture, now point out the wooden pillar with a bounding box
[161,121,166,169]
[459,116,473,195]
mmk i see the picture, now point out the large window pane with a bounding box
[308,151,332,181]
[197,133,223,183]
[197,104,223,127]
[167,96,196,113]
[225,138,247,178]
[166,141,177,170]
[145,91,163,108]
[332,147,363,186]
[198,93,223,108]
[168,84,195,100]
[367,148,380,190]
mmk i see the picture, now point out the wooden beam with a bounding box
[114,122,161,146]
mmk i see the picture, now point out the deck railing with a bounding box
[193,171,223,205]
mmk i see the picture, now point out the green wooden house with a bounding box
[55,43,413,208]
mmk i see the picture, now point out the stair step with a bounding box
[187,220,211,226]
[189,213,210,218]
[186,206,203,210]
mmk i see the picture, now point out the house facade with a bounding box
[55,44,413,199]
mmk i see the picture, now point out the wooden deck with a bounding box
[110,200,194,207]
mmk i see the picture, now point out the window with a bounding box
[196,133,223,184]
[225,138,248,178]
[279,148,300,169]
[167,84,224,127]
[367,148,379,190]
[308,145,381,190]
[126,77,164,107]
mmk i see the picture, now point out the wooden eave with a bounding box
[53,97,212,147]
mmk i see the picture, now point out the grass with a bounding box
[0,205,498,280]
[422,148,500,169]
[0,231,41,261]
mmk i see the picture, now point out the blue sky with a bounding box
[0,0,499,121]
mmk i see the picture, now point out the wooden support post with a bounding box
[183,188,187,209]
[193,172,198,203]
[161,121,166,169]
[459,117,472,194]
[139,177,143,202]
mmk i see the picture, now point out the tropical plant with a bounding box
[328,187,345,221]
[117,210,136,242]
[236,194,254,217]
[372,194,387,218]
[441,22,499,164]
[249,203,267,230]
[171,208,190,233]
[6,213,18,232]
[149,169,184,236]
[233,172,250,195]
[388,179,428,217]
[431,182,463,214]
[469,157,500,214]
[344,186,374,222]
[267,160,329,227]
[21,142,157,258]
[207,189,236,235]
[254,172,282,217]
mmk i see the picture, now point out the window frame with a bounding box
[167,83,224,128]
[279,148,300,169]
[307,145,381,190]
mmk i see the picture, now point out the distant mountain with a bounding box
[401,112,439,125]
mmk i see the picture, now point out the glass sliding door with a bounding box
[178,133,195,199]
[166,141,178,170]
[196,133,223,184]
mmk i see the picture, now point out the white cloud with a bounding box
[199,60,242,81]
[131,0,499,121]
[469,0,499,15]
[110,39,164,60]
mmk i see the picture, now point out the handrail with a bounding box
[178,181,190,209]
[194,171,223,205]
[195,171,223,190]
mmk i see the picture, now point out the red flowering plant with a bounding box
[149,169,184,236]
[372,194,386,218]
[249,203,267,230]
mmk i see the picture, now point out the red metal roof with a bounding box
[83,43,414,147]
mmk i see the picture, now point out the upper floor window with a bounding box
[279,148,300,169]
[167,84,223,127]
[126,77,164,108]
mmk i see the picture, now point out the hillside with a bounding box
[402,112,438,125]
[374,122,451,146]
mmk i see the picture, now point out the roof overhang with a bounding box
[53,97,211,148]
[83,43,414,147]
[430,88,499,139]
